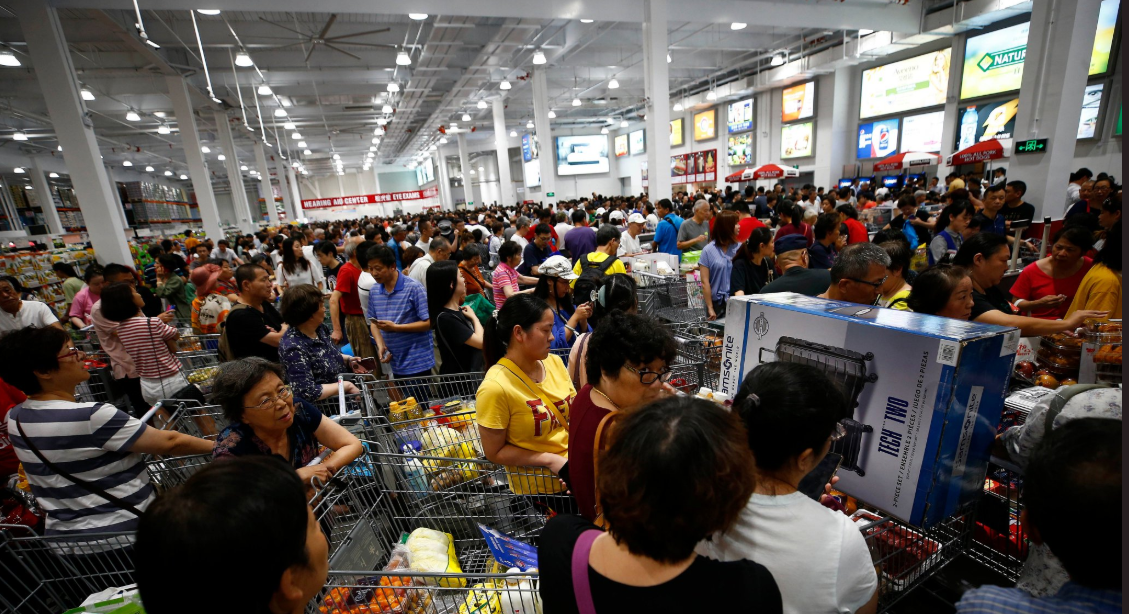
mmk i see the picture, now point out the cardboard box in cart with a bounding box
[719,293,1019,528]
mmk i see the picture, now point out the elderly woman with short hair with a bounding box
[277,284,364,403]
[211,357,363,486]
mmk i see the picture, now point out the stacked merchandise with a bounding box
[55,186,87,232]
[8,184,45,228]
[122,182,193,225]
[0,247,96,319]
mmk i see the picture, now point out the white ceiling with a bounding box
[0,1,932,185]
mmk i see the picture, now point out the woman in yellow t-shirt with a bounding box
[476,294,575,508]
[1065,220,1121,322]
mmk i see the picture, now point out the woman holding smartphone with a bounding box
[697,361,878,614]
[276,284,362,404]
[532,255,592,350]
[426,260,484,374]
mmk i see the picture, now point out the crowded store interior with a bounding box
[0,0,1123,613]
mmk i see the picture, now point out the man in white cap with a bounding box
[618,213,648,256]
[608,209,627,232]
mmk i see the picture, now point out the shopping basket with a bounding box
[759,335,879,476]
[0,524,136,614]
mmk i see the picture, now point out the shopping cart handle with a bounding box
[140,401,163,424]
[337,374,347,417]
[306,448,332,467]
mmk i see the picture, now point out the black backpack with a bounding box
[577,252,619,277]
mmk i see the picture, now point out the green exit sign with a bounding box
[546,192,555,197]
[1015,138,1048,154]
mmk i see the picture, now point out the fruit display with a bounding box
[1034,333,1083,382]
[851,509,942,592]
[1080,321,1122,385]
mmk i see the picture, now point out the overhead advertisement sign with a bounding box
[782,82,815,123]
[955,97,1020,150]
[302,187,439,209]
[728,133,752,166]
[614,134,629,157]
[728,98,754,133]
[555,134,610,176]
[1090,0,1118,75]
[693,108,717,141]
[523,159,541,188]
[860,49,950,119]
[901,111,945,152]
[781,122,814,159]
[629,129,645,155]
[521,133,538,162]
[670,118,684,146]
[857,119,900,159]
[1078,84,1104,139]
[961,22,1029,100]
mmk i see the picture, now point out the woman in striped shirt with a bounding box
[100,282,192,406]
[492,241,537,310]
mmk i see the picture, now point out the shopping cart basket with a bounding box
[638,277,708,324]
[176,350,220,394]
[967,457,1028,583]
[71,327,100,355]
[666,322,723,388]
[309,458,387,571]
[175,332,220,353]
[0,524,136,614]
[74,355,115,405]
[364,372,485,413]
[759,335,878,476]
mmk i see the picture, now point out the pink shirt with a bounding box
[68,286,97,324]
[91,300,138,379]
[492,263,520,310]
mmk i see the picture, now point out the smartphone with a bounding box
[797,452,842,501]
[355,357,378,372]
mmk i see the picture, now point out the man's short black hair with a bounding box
[571,210,587,224]
[315,241,337,257]
[1024,417,1121,590]
[835,203,859,220]
[354,240,377,269]
[814,212,840,240]
[534,223,552,236]
[234,263,264,293]
[596,225,621,247]
[1006,180,1027,197]
[368,245,397,268]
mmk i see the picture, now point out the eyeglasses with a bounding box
[830,421,847,441]
[847,275,888,290]
[57,347,86,362]
[624,364,672,385]
[245,385,294,411]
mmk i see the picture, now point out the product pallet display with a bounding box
[55,186,87,232]
[121,181,197,226]
[0,247,97,320]
[8,184,46,228]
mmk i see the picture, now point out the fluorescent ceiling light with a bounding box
[382,104,393,114]
[387,82,400,92]
[509,129,517,137]
[548,110,556,118]
[0,52,21,67]
[164,170,173,176]
[608,78,619,89]
[409,13,428,20]
[462,113,471,122]
[499,80,511,90]
[620,119,628,127]
[666,52,671,63]
[144,165,155,172]
[196,10,221,15]
[477,100,488,109]
[370,146,377,152]
[600,127,609,134]
[770,53,785,66]
[673,102,683,112]
[11,132,27,141]
[706,90,717,101]
[532,50,546,65]
[157,124,171,134]
[572,98,581,107]
[217,154,226,160]
[145,39,161,49]
[13,167,24,173]
[450,122,458,127]
[376,118,387,126]
[283,122,296,130]
[123,160,133,166]
[396,51,412,66]
[429,145,437,150]
[332,153,341,160]
[49,172,59,178]
[580,19,594,23]
[731,22,747,30]
[274,108,287,117]
[179,174,188,179]
[240,164,248,171]
[201,146,210,153]
[234,52,254,67]
[859,29,874,35]
[303,149,312,155]
[57,146,62,151]
[81,88,95,101]
[526,120,534,129]
[153,111,166,118]
[372,137,380,144]
[125,110,141,121]
[297,141,307,148]
[257,84,272,95]
[291,132,302,140]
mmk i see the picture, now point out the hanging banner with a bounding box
[301,187,440,209]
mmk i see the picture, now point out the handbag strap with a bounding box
[14,416,145,518]
[435,311,470,373]
[497,357,570,432]
[571,529,602,614]
[590,408,622,529]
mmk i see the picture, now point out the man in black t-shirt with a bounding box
[759,235,831,296]
[1002,180,1036,226]
[225,264,287,362]
[315,241,344,292]
[518,224,555,276]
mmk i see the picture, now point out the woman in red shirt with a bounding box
[1010,226,1094,320]
[566,312,677,523]
[836,203,871,245]
[772,202,814,248]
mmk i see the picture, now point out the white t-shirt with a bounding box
[554,222,574,243]
[357,271,377,319]
[0,300,59,334]
[512,234,529,266]
[618,231,643,256]
[697,491,877,614]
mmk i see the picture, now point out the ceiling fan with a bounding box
[257,14,395,63]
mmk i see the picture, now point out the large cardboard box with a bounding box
[720,293,1019,527]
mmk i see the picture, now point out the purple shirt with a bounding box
[564,226,597,264]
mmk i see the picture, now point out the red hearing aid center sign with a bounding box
[301,187,439,209]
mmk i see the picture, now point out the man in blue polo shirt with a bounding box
[974,183,1008,236]
[651,198,683,259]
[367,244,434,382]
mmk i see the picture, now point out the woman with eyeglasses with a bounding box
[566,312,677,522]
[0,326,212,541]
[211,357,363,488]
[697,361,878,614]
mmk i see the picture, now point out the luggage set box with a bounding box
[719,293,1020,528]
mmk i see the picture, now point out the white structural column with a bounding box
[1011,0,1102,219]
[28,157,63,235]
[103,163,130,231]
[456,132,477,207]
[214,110,255,232]
[286,165,304,220]
[937,34,967,181]
[815,68,853,189]
[274,156,296,222]
[641,0,671,201]
[371,166,383,194]
[492,98,517,206]
[754,91,773,191]
[166,76,223,241]
[531,69,557,205]
[14,1,132,264]
[253,141,280,227]
[435,149,454,210]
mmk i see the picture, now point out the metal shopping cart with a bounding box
[176,350,220,395]
[759,335,879,476]
[967,457,1028,583]
[638,276,708,324]
[175,332,220,353]
[665,322,724,389]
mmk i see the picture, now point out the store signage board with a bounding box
[954,98,1020,150]
[860,49,950,119]
[728,133,752,166]
[521,133,536,162]
[1090,0,1118,75]
[782,82,815,123]
[727,98,754,133]
[781,122,814,159]
[629,129,645,155]
[546,192,555,197]
[614,134,629,157]
[1014,138,1048,154]
[900,111,945,153]
[857,119,900,159]
[1078,84,1103,139]
[693,108,717,141]
[670,149,717,181]
[961,23,1029,100]
[302,187,439,209]
[670,118,684,146]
